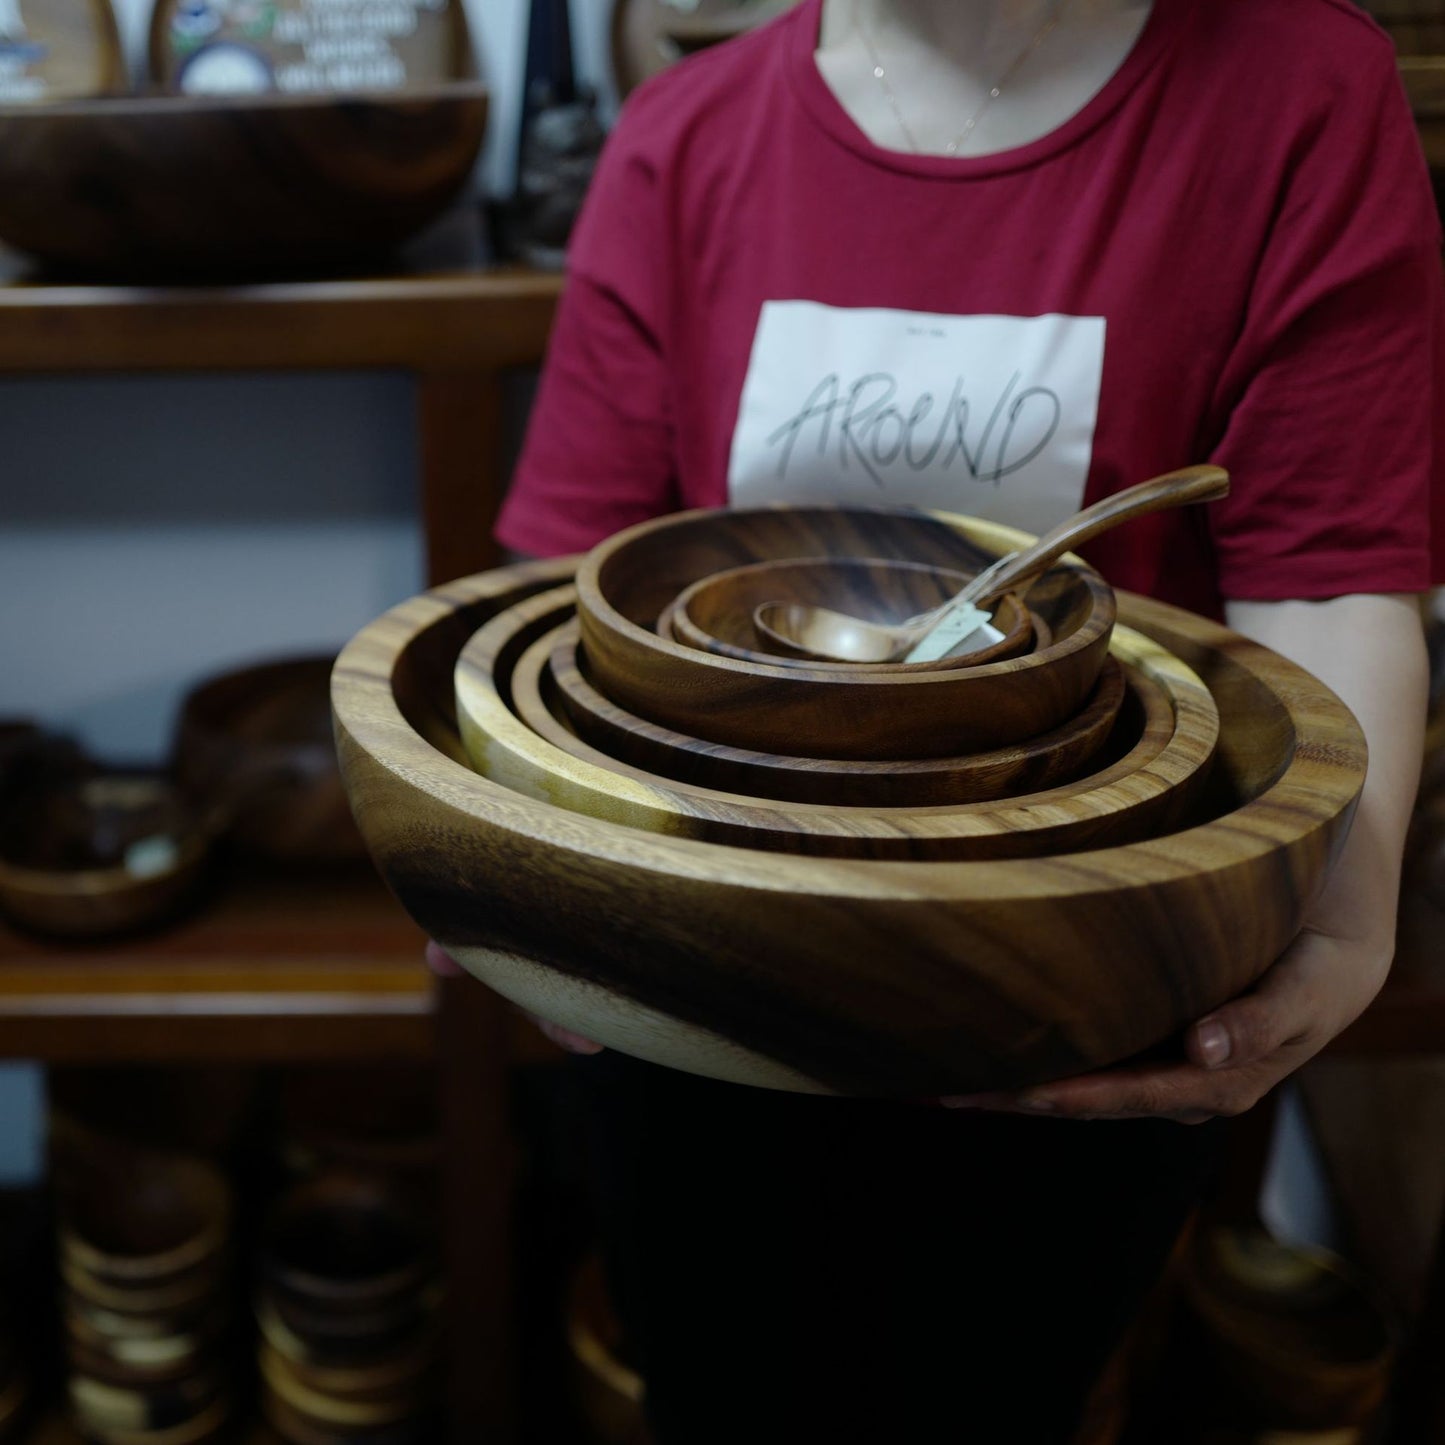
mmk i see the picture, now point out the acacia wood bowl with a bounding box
[574,507,1116,759]
[664,557,1035,669]
[457,591,1218,860]
[332,550,1366,1097]
[0,774,211,940]
[545,616,1107,808]
[0,87,487,279]
[172,656,366,865]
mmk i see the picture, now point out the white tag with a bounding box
[903,604,993,663]
[123,835,180,879]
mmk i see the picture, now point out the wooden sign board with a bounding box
[149,0,474,95]
[611,0,798,97]
[0,0,123,102]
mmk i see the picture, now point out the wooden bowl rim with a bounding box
[458,590,1219,854]
[0,81,488,121]
[575,504,1114,693]
[667,555,1034,671]
[331,552,1365,903]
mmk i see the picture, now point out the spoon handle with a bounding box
[967,465,1231,605]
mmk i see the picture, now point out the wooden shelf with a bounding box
[0,863,432,1064]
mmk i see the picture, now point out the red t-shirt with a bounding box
[497,0,1445,618]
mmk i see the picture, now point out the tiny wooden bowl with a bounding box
[547,617,1113,808]
[0,774,210,940]
[471,598,1218,860]
[172,655,366,864]
[664,557,1034,669]
[332,554,1366,1097]
[574,506,1116,760]
[0,87,487,279]
[59,1152,229,1287]
[262,1175,433,1317]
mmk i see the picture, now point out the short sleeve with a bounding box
[1206,45,1445,601]
[495,91,680,558]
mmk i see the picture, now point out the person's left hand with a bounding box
[939,919,1391,1124]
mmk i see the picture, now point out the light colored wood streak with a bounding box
[454,588,1218,860]
[574,506,1116,760]
[332,541,1367,1098]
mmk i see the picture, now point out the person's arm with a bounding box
[944,591,1428,1121]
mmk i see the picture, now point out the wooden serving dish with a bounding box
[173,655,366,864]
[665,557,1035,669]
[555,617,1118,807]
[0,86,487,277]
[456,589,1219,860]
[0,774,211,940]
[574,507,1116,759]
[332,550,1366,1097]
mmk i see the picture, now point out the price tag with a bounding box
[902,604,996,664]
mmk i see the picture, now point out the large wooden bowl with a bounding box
[666,557,1035,669]
[454,588,1219,860]
[550,618,1120,808]
[332,551,1366,1097]
[0,86,487,277]
[574,507,1116,759]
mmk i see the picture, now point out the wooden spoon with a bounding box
[753,465,1229,664]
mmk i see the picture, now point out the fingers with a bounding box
[530,1016,607,1055]
[424,939,466,978]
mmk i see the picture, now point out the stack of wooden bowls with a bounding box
[331,504,1368,1099]
[256,1174,441,1445]
[56,1146,232,1445]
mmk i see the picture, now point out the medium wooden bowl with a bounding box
[665,557,1034,669]
[574,507,1116,759]
[332,554,1366,1097]
[173,655,366,864]
[460,593,1219,860]
[0,774,211,939]
[546,617,1116,808]
[0,87,487,278]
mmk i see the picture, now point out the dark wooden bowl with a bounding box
[332,554,1366,1097]
[68,1391,229,1445]
[262,1387,432,1445]
[0,86,487,279]
[574,507,1116,760]
[258,1303,436,1397]
[68,1370,220,1433]
[64,1306,221,1387]
[172,655,366,864]
[555,617,1117,808]
[665,557,1034,669]
[0,774,211,940]
[466,596,1218,860]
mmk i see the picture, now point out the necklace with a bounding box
[855,0,1075,156]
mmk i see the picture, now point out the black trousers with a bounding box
[572,1050,1228,1444]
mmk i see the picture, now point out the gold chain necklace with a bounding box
[855,0,1075,156]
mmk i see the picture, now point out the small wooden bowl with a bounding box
[664,557,1034,669]
[64,1307,221,1386]
[332,554,1365,1097]
[69,1393,229,1445]
[262,1175,433,1317]
[547,617,1114,808]
[258,1302,436,1395]
[574,507,1116,760]
[0,87,487,279]
[59,1152,229,1287]
[262,1387,432,1445]
[172,655,366,864]
[467,597,1219,860]
[259,1346,431,1424]
[0,774,211,940]
[69,1371,220,1434]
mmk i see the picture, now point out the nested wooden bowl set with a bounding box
[332,505,1367,1099]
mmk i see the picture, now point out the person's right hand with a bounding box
[423,940,605,1055]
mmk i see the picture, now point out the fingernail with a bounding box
[1196,1018,1232,1067]
[1018,1093,1057,1114]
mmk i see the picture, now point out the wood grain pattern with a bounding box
[575,506,1116,760]
[468,598,1218,858]
[664,557,1033,669]
[332,542,1367,1098]
[0,86,488,277]
[550,618,1114,809]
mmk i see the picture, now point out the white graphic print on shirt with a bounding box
[727,301,1105,537]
